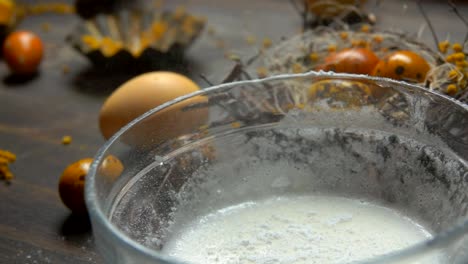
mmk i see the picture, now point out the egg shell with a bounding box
[99,71,208,147]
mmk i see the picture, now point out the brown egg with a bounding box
[58,158,93,214]
[99,71,208,147]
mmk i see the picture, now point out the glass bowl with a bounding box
[86,72,468,264]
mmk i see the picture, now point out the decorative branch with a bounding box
[222,63,244,83]
[290,0,309,31]
[199,74,214,86]
[447,0,468,46]
[416,0,439,48]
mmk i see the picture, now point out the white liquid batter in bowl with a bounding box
[162,195,435,264]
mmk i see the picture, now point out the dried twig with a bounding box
[199,74,214,86]
[246,52,261,66]
[416,0,439,48]
[221,52,261,83]
[242,71,253,80]
[222,63,244,83]
[290,0,309,31]
[290,0,302,14]
[447,0,468,45]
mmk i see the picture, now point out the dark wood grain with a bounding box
[0,1,467,263]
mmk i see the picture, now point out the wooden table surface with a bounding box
[0,1,467,263]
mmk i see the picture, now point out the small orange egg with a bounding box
[372,50,430,83]
[2,31,44,75]
[58,158,93,214]
[316,48,379,75]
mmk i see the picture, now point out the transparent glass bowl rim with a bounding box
[85,71,468,264]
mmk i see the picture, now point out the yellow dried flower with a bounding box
[62,136,72,145]
[230,122,241,128]
[0,149,16,163]
[245,35,256,45]
[360,24,371,33]
[452,43,463,52]
[296,103,305,109]
[292,63,303,73]
[256,67,268,78]
[101,37,123,57]
[262,38,272,49]
[456,60,468,68]
[151,21,168,41]
[309,52,319,62]
[438,40,450,54]
[372,35,383,44]
[182,17,196,35]
[446,54,455,63]
[327,44,337,52]
[453,52,466,62]
[448,69,459,79]
[173,6,186,20]
[26,3,75,15]
[446,84,458,95]
[339,32,348,40]
[81,35,100,50]
[0,149,16,182]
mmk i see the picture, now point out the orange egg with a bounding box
[316,48,379,75]
[372,50,430,83]
[58,158,93,214]
[2,31,44,75]
[99,71,208,147]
